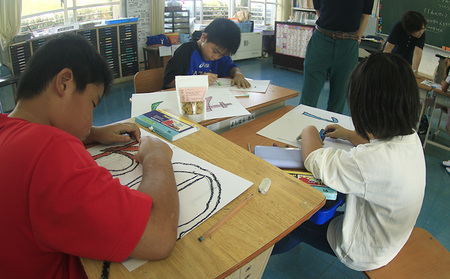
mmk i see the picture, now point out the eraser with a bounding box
[319,129,326,141]
[258,178,272,194]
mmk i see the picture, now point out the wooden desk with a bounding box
[142,45,171,70]
[199,84,298,134]
[81,121,325,278]
[220,105,298,150]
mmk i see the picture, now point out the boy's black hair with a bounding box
[16,33,113,101]
[401,11,427,34]
[203,18,241,55]
[348,53,420,141]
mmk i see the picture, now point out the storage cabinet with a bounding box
[273,22,314,71]
[231,32,263,61]
[9,21,138,80]
[164,10,190,33]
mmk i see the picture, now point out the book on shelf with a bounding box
[284,170,337,200]
[293,10,317,22]
[135,109,199,141]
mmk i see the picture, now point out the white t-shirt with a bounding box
[305,133,426,271]
[446,72,450,85]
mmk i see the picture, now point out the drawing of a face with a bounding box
[89,141,222,239]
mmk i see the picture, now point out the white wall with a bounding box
[419,46,449,79]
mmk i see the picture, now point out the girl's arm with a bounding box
[300,126,324,160]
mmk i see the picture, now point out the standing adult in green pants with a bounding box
[300,0,374,113]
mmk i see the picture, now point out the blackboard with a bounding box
[379,0,450,48]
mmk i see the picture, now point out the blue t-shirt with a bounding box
[313,0,374,32]
[163,41,238,88]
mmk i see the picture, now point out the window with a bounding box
[21,0,122,33]
[166,0,281,27]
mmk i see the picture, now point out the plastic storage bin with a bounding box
[309,194,344,225]
[237,20,253,33]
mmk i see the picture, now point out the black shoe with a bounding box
[419,115,429,135]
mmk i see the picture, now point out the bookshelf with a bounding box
[291,0,317,23]
[9,21,138,81]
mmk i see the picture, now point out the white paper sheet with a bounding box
[131,89,250,120]
[257,105,355,151]
[87,129,253,271]
[209,78,270,93]
[421,79,442,91]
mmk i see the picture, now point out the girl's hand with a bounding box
[324,124,369,146]
[323,124,351,141]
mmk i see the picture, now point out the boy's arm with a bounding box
[83,122,141,145]
[130,136,179,260]
[230,67,251,89]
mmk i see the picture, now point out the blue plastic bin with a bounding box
[237,20,253,33]
[309,195,344,225]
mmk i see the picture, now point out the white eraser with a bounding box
[258,178,272,194]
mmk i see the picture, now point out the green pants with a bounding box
[300,30,359,113]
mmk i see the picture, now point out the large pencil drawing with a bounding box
[87,132,252,240]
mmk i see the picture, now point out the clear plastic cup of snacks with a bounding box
[175,75,208,122]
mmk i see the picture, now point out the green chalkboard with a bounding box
[379,0,450,49]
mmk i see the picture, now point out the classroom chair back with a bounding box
[364,227,450,279]
[133,67,165,94]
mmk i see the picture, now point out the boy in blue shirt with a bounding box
[163,18,250,89]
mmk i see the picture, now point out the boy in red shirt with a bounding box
[0,33,179,278]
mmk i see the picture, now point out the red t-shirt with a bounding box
[0,114,152,278]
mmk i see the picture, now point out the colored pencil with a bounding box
[198,195,253,242]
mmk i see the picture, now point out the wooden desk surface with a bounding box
[81,118,325,278]
[199,84,298,126]
[416,76,433,92]
[221,105,298,151]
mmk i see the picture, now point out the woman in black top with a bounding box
[384,11,427,74]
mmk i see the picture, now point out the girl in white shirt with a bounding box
[273,53,426,272]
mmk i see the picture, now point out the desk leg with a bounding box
[417,88,429,131]
[143,50,149,70]
[423,96,437,149]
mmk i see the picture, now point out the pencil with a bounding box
[198,195,253,242]
[234,93,249,98]
[247,143,252,153]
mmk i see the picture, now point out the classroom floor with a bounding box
[94,57,450,279]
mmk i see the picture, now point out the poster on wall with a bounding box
[127,0,151,62]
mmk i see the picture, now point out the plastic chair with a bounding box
[133,67,165,94]
[364,227,450,279]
